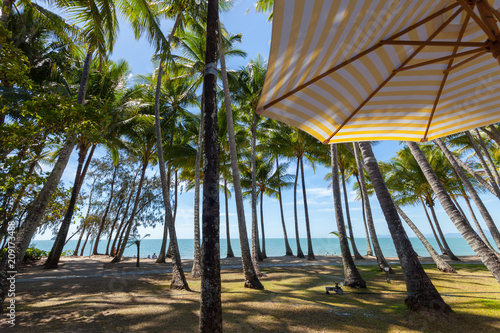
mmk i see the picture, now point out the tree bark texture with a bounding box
[359,141,451,312]
[293,158,305,258]
[218,23,263,289]
[300,156,315,260]
[408,141,500,283]
[251,113,263,264]
[224,178,234,258]
[277,158,293,256]
[331,145,366,288]
[341,168,363,259]
[200,2,222,330]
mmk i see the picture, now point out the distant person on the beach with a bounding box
[147,255,151,259]
[152,253,157,259]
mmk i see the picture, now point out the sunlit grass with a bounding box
[11,264,500,332]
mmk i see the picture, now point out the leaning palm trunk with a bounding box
[395,205,456,273]
[428,204,460,261]
[463,195,498,254]
[420,198,446,255]
[356,175,373,256]
[434,138,500,251]
[191,86,204,276]
[466,131,500,194]
[154,56,189,290]
[158,168,173,262]
[408,141,500,283]
[293,158,305,258]
[474,128,500,188]
[219,25,263,289]
[93,164,119,255]
[45,143,96,268]
[331,145,366,287]
[0,48,92,310]
[353,143,392,272]
[481,125,500,148]
[341,169,363,260]
[299,156,315,260]
[358,141,451,312]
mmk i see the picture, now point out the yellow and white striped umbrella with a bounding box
[256,0,500,143]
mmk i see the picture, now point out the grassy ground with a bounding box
[6,263,500,332]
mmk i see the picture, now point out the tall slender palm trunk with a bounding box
[420,198,445,254]
[408,141,500,283]
[341,169,363,259]
[434,138,500,251]
[463,195,497,253]
[359,141,451,312]
[200,3,222,329]
[154,57,189,290]
[259,191,267,259]
[191,86,204,276]
[331,145,366,287]
[428,204,460,261]
[474,128,500,188]
[293,159,305,258]
[299,156,315,260]
[395,205,456,273]
[277,158,293,256]
[251,113,263,264]
[224,178,234,258]
[353,143,392,272]
[466,131,500,192]
[218,22,263,289]
[356,175,373,256]
[73,224,87,256]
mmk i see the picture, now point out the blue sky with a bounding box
[36,0,500,242]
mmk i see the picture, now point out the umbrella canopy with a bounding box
[256,0,500,143]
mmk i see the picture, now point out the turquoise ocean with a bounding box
[31,237,494,259]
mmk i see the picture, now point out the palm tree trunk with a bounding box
[395,205,456,273]
[474,128,500,187]
[408,141,500,283]
[1,0,14,27]
[420,198,446,255]
[224,178,234,258]
[74,178,97,256]
[353,143,392,272]
[80,228,92,256]
[358,141,451,311]
[73,224,86,256]
[341,169,363,259]
[463,194,498,253]
[331,145,366,287]
[300,155,315,260]
[200,3,222,329]
[218,22,263,289]
[105,197,125,255]
[355,174,373,256]
[111,162,148,263]
[277,159,293,256]
[251,113,263,264]
[259,189,267,259]
[482,125,500,148]
[0,48,92,308]
[191,86,204,277]
[293,158,305,258]
[93,163,119,255]
[45,143,96,269]
[453,153,500,199]
[434,138,500,251]
[154,61,189,290]
[111,180,136,257]
[466,131,500,193]
[428,204,460,261]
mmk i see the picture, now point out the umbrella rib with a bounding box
[394,48,485,72]
[380,40,486,48]
[423,14,472,142]
[324,6,463,144]
[445,51,489,72]
[456,0,497,41]
[262,3,461,113]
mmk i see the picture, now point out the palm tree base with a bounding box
[405,295,452,313]
[110,256,120,263]
[170,281,190,291]
[307,253,316,261]
[244,277,264,289]
[343,278,367,289]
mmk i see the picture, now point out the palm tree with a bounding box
[330,144,366,288]
[357,141,451,312]
[352,142,393,272]
[407,141,500,283]
[434,138,500,251]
